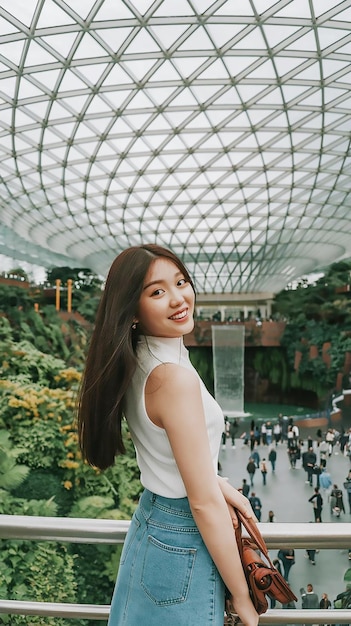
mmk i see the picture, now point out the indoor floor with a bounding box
[219,426,351,609]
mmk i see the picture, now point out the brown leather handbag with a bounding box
[225,510,297,622]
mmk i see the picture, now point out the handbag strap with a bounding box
[235,509,274,568]
[234,521,244,560]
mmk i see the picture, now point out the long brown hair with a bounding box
[77,244,195,470]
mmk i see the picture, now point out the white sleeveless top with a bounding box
[124,335,224,498]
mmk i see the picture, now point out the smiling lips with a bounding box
[169,309,188,321]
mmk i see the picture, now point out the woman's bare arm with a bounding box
[145,363,258,626]
[217,475,258,526]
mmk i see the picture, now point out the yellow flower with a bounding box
[63,481,73,490]
[61,424,73,432]
[60,460,79,469]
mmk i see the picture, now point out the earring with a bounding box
[132,322,137,330]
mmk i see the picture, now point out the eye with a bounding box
[177,278,187,286]
[151,288,164,296]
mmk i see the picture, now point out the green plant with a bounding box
[0,299,141,625]
[0,541,78,626]
[0,488,58,517]
[189,346,214,392]
[0,430,30,491]
[0,340,67,386]
[0,317,13,341]
[0,284,33,313]
[253,348,289,391]
[12,469,74,516]
[273,259,351,325]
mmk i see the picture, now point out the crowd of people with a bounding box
[221,415,351,611]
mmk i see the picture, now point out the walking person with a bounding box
[221,416,229,449]
[249,428,255,452]
[309,487,323,522]
[277,548,295,582]
[292,423,299,439]
[268,447,277,472]
[326,428,335,456]
[249,492,262,521]
[305,549,317,565]
[319,468,332,495]
[330,484,345,517]
[77,244,258,626]
[273,422,281,446]
[314,463,322,488]
[261,422,267,445]
[281,414,289,442]
[287,424,295,443]
[246,457,256,487]
[254,425,261,447]
[241,478,250,498]
[316,429,323,447]
[260,458,268,485]
[229,418,238,448]
[339,427,348,454]
[266,422,273,445]
[287,438,298,469]
[251,449,260,468]
[319,439,329,467]
[305,520,319,565]
[303,447,317,486]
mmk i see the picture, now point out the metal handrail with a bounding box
[1,516,351,622]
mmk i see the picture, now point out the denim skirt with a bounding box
[108,489,224,625]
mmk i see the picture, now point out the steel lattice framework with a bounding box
[0,0,351,293]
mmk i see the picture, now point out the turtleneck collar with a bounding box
[138,335,187,362]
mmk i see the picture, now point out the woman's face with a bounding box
[136,257,195,338]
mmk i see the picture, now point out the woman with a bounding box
[308,487,323,522]
[260,458,268,485]
[77,244,258,626]
[319,592,331,609]
[330,484,345,516]
[319,592,331,626]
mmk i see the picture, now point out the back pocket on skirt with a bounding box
[141,534,196,606]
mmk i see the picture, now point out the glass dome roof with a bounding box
[0,0,350,293]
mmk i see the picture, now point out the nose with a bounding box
[169,287,184,308]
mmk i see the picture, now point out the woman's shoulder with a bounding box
[147,361,199,393]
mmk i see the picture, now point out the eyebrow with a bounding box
[143,270,183,290]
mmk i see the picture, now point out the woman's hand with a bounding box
[217,475,257,527]
[226,592,259,626]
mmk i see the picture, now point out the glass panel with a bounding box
[0,1,350,292]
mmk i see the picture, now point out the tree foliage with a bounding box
[274,259,351,324]
[0,540,79,626]
[273,260,351,401]
[44,266,103,323]
[0,294,140,624]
